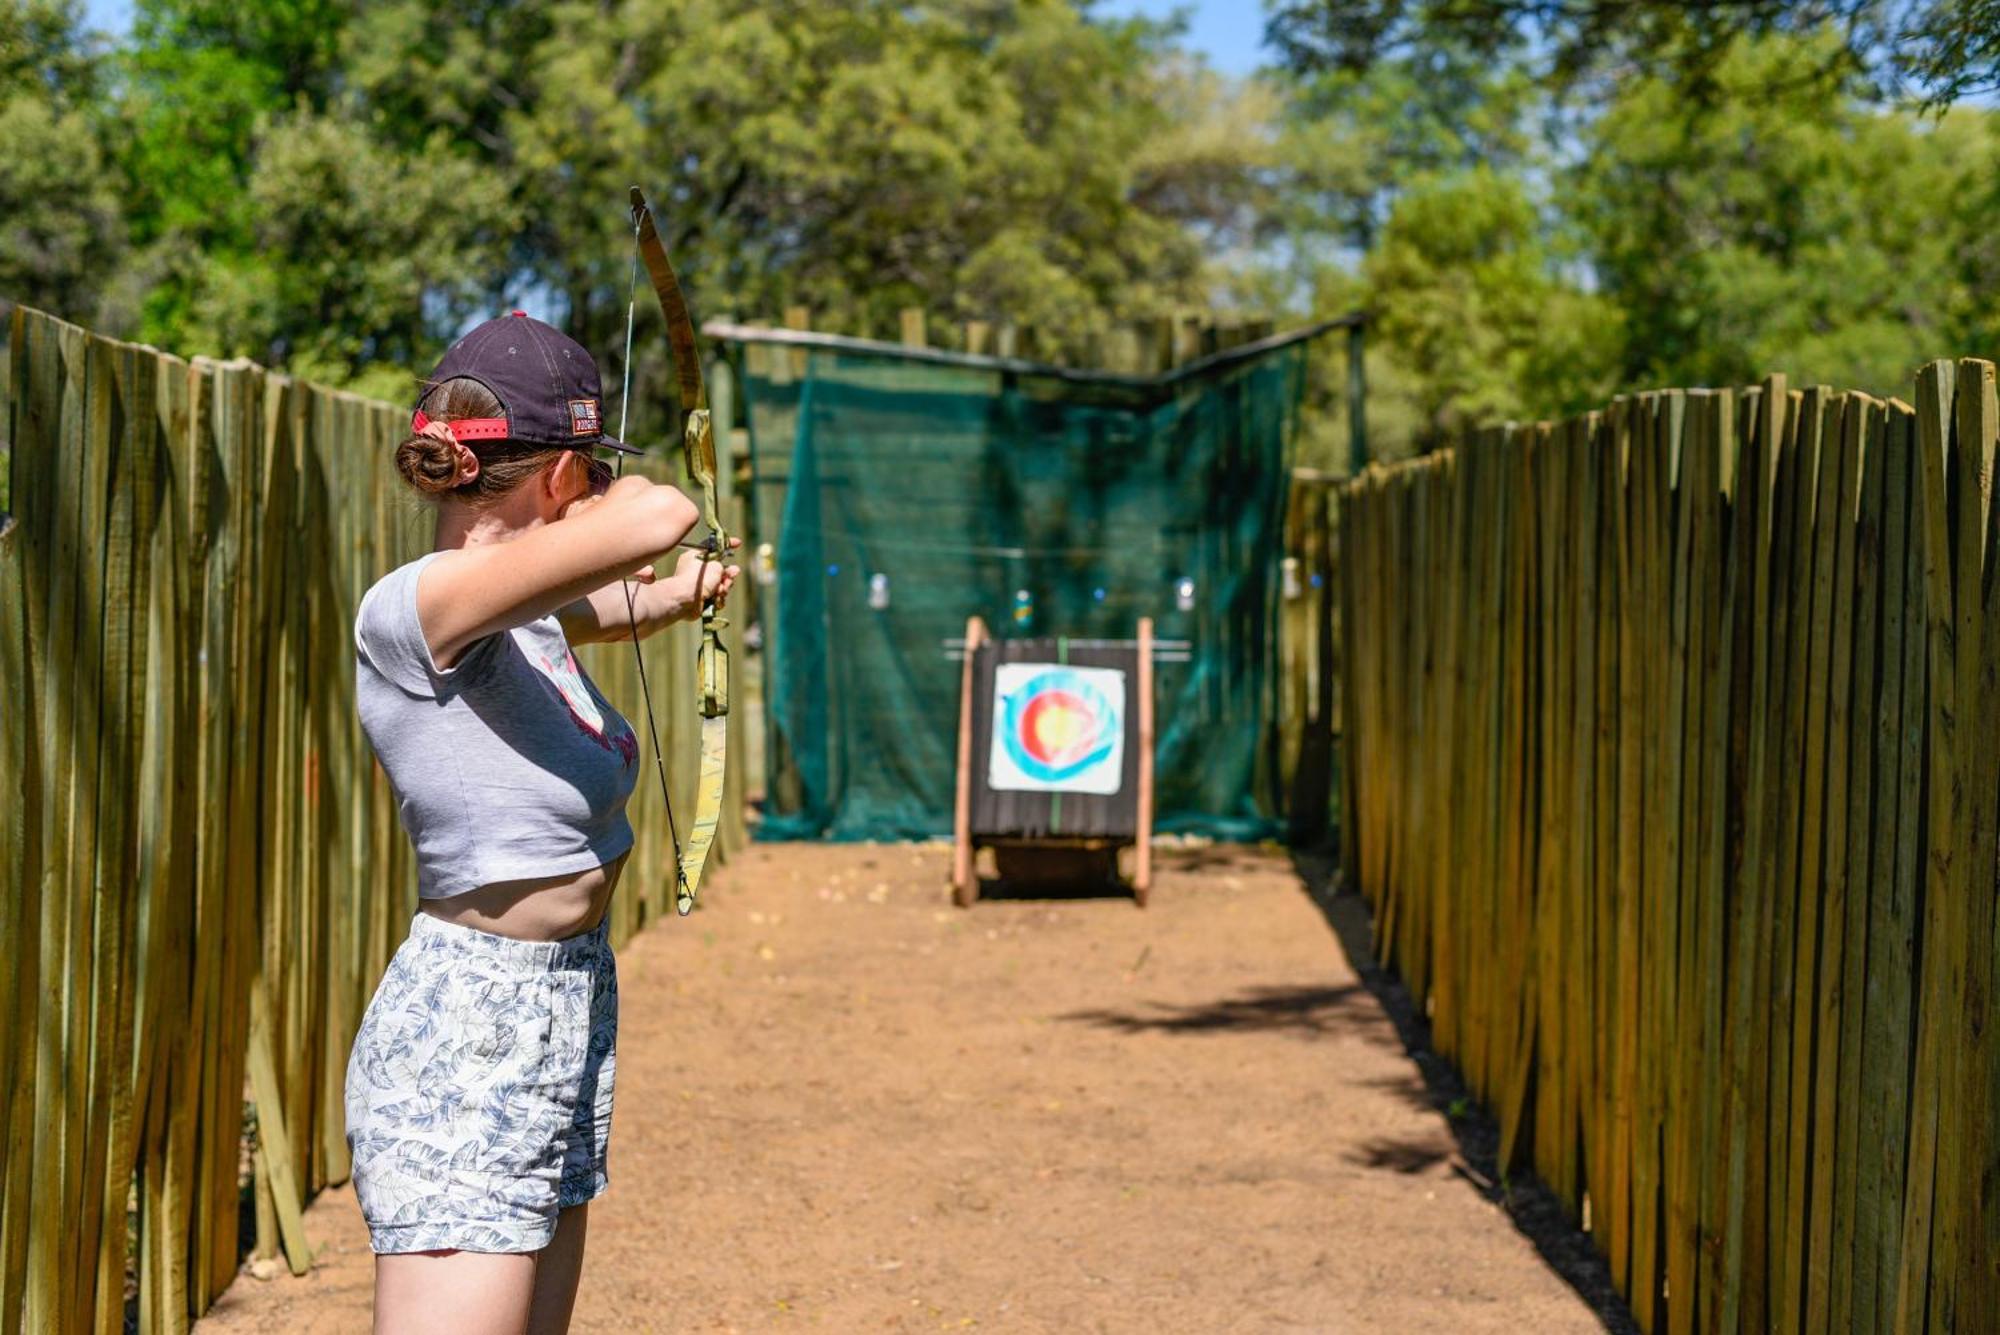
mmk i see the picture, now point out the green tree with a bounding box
[1268,1,1885,93]
[110,0,355,342]
[1364,165,1622,451]
[1251,44,1577,464]
[213,116,520,395]
[101,0,1257,403]
[1569,33,2000,393]
[0,0,120,322]
[1300,59,1533,244]
[1261,20,2000,462]
[1266,0,2000,107]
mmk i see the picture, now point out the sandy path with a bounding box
[197,842,1610,1333]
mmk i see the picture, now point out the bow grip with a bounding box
[698,620,729,719]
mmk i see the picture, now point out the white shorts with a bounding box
[344,912,618,1254]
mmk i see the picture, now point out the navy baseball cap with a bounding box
[414,310,641,454]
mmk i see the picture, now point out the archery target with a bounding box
[988,664,1126,794]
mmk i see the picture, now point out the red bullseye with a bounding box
[1018,689,1096,766]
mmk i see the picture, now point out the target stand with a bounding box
[949,617,1156,907]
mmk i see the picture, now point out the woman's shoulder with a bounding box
[362,550,446,602]
[355,551,459,693]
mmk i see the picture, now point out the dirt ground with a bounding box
[197,841,1616,1333]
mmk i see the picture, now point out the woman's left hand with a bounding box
[668,539,742,617]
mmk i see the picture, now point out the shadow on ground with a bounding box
[1058,983,1403,1043]
[1349,1133,1455,1174]
[1288,848,1641,1335]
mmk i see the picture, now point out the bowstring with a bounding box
[617,218,686,891]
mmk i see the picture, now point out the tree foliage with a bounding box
[1570,34,2000,393]
[1266,1,2000,104]
[2,0,1259,404]
[7,0,2000,472]
[1259,10,2000,463]
[1364,166,1622,445]
[0,0,118,318]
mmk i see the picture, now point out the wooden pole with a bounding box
[1348,320,1368,478]
[952,616,988,906]
[783,305,809,380]
[1135,617,1154,906]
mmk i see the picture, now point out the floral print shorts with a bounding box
[345,912,617,1254]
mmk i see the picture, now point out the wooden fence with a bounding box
[1281,469,1342,847]
[0,304,748,1332]
[1337,367,2000,1331]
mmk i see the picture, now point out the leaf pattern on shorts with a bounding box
[345,919,618,1254]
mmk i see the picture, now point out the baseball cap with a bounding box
[413,311,641,455]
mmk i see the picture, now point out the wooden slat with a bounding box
[248,1001,311,1276]
[1529,419,1561,1205]
[1935,358,1999,1329]
[1855,399,1920,1334]
[1693,390,1738,1334]
[1897,360,1958,1333]
[135,349,200,1333]
[1592,403,1624,1279]
[1663,389,1703,1335]
[1970,362,2000,1325]
[1827,394,1887,1334]
[1778,387,1846,1327]
[1567,412,1599,1229]
[1802,393,1869,1334]
[1628,392,1669,1332]
[1720,375,1785,1333]
[0,306,59,1328]
[1763,386,1823,1332]
[1606,398,1639,1296]
[88,339,158,1332]
[25,319,93,1332]
[1495,424,1538,1172]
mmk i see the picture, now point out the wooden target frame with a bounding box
[951,617,1155,907]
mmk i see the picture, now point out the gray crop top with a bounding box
[354,552,638,898]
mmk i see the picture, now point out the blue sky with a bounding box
[1101,0,1271,77]
[83,0,1271,77]
[82,0,128,36]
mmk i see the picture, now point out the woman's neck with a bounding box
[434,496,546,550]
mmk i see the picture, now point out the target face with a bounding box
[988,664,1126,794]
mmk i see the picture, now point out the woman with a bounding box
[345,311,736,1334]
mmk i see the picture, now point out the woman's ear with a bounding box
[549,451,601,520]
[546,451,584,505]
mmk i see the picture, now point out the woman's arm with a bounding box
[557,547,740,644]
[417,474,700,667]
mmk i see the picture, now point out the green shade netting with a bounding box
[738,339,1311,841]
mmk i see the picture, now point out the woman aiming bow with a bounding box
[344,311,736,1332]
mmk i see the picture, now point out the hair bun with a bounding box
[396,375,563,503]
[395,433,461,495]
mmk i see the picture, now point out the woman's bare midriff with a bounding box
[418,852,628,941]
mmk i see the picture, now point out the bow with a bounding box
[615,185,730,917]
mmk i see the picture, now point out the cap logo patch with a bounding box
[568,398,602,436]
